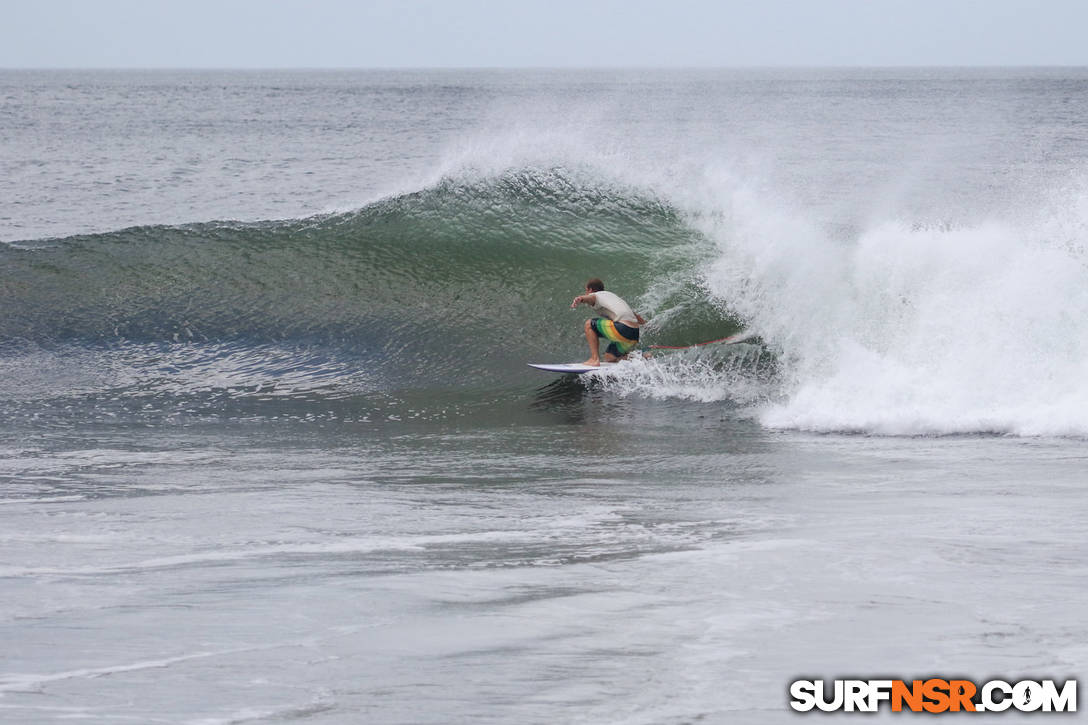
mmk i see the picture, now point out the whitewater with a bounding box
[1,68,1087,723]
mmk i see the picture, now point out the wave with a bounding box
[11,156,1087,437]
[0,167,746,396]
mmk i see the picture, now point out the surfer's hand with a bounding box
[570,296,581,308]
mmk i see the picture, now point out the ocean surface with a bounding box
[1,68,1087,723]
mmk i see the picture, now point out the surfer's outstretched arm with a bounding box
[571,293,597,309]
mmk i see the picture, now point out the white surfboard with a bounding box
[528,362,617,374]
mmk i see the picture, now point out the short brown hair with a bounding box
[586,278,604,292]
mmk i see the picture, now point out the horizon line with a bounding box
[3,63,1088,71]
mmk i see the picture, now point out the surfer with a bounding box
[570,278,646,367]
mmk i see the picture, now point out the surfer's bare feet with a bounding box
[581,359,600,367]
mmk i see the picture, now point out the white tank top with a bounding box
[591,290,638,326]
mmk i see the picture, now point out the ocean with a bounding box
[1,68,1086,723]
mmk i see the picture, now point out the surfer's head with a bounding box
[586,278,604,292]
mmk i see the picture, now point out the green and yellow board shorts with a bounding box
[592,318,640,357]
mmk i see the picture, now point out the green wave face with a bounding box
[2,168,745,390]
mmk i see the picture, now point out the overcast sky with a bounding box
[3,0,1086,68]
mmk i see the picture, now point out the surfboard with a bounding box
[528,362,617,374]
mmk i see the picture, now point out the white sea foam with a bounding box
[693,174,1088,436]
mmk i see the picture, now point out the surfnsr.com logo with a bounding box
[789,679,1077,713]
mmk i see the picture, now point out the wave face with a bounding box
[0,168,745,406]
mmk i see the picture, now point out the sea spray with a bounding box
[695,180,1088,436]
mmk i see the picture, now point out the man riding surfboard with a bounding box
[570,278,647,367]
